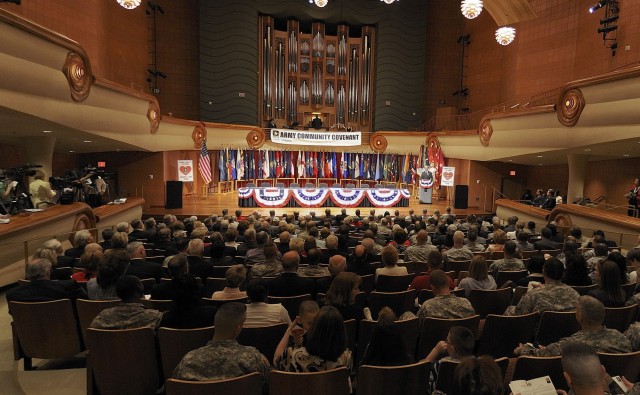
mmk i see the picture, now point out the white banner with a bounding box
[440,166,455,187]
[270,129,362,146]
[177,160,194,182]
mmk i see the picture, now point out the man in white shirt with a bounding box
[243,283,291,328]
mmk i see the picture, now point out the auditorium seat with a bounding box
[165,373,263,395]
[356,316,419,367]
[269,367,350,395]
[158,326,215,380]
[416,315,480,359]
[357,360,431,395]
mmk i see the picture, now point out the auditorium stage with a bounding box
[143,191,493,219]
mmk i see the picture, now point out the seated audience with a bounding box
[6,258,86,302]
[405,230,438,263]
[298,247,330,277]
[516,255,545,287]
[324,272,365,322]
[506,257,579,316]
[588,260,626,307]
[207,240,234,266]
[212,265,247,300]
[563,253,592,286]
[515,229,534,251]
[485,229,507,253]
[150,254,189,300]
[425,326,475,392]
[463,230,486,253]
[90,275,163,330]
[274,305,352,372]
[71,250,102,283]
[186,238,213,280]
[290,300,320,347]
[125,241,163,282]
[417,270,475,322]
[488,240,525,276]
[244,283,291,328]
[250,242,283,279]
[360,307,413,367]
[172,302,271,384]
[64,229,94,258]
[443,231,474,263]
[375,245,408,281]
[347,245,376,276]
[514,295,631,356]
[87,249,129,300]
[560,343,610,395]
[268,251,316,297]
[160,274,217,329]
[317,254,347,294]
[458,256,496,296]
[450,356,504,395]
[533,227,562,251]
[410,250,454,292]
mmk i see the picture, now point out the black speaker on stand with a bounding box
[166,181,183,209]
[454,185,468,209]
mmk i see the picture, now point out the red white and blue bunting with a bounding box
[365,188,411,207]
[252,188,291,208]
[329,188,366,207]
[240,187,409,208]
[291,188,331,207]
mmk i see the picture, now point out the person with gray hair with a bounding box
[42,238,77,267]
[6,258,87,302]
[125,241,162,282]
[64,229,94,258]
[187,238,213,280]
[514,295,632,356]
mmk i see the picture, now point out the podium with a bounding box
[419,187,433,204]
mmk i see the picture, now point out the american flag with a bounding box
[198,139,212,184]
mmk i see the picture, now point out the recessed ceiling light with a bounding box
[539,163,543,166]
[43,130,52,133]
[584,148,591,152]
[536,155,543,158]
[84,140,92,143]
[508,159,513,162]
[69,150,75,153]
[623,154,630,157]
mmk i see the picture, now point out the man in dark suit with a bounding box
[64,229,94,258]
[236,229,257,256]
[533,227,562,251]
[129,219,147,240]
[186,239,213,281]
[275,231,291,255]
[268,251,315,297]
[6,258,87,302]
[125,241,163,282]
[150,254,189,300]
[153,227,178,256]
[208,240,235,266]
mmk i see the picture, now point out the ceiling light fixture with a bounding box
[84,140,92,143]
[117,0,141,9]
[495,27,516,45]
[460,0,483,19]
[381,0,397,4]
[309,0,328,7]
[42,130,52,133]
[589,0,607,13]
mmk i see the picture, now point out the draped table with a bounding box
[238,186,411,208]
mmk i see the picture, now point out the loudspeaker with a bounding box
[165,181,183,209]
[454,185,468,209]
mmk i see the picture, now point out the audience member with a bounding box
[324,272,365,322]
[347,245,376,276]
[458,256,496,296]
[90,275,163,330]
[160,274,217,329]
[559,343,608,395]
[125,241,162,282]
[71,250,102,283]
[450,356,504,395]
[150,254,188,300]
[250,242,283,279]
[563,253,593,286]
[360,307,413,367]
[298,247,330,277]
[211,265,247,300]
[172,302,271,384]
[417,270,475,322]
[6,258,87,302]
[186,239,213,280]
[588,260,625,307]
[488,240,525,276]
[317,254,347,294]
[244,283,291,328]
[268,251,316,297]
[516,255,545,287]
[375,245,408,281]
[443,231,474,263]
[87,249,129,300]
[64,229,94,258]
[410,250,454,292]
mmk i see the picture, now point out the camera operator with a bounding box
[0,172,16,213]
[29,170,57,209]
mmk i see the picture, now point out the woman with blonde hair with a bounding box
[486,229,507,253]
[457,256,496,296]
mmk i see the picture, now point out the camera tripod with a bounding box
[8,176,35,214]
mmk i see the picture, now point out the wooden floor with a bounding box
[144,191,492,219]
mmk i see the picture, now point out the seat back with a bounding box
[202,297,248,308]
[376,274,413,292]
[76,299,122,344]
[535,311,579,346]
[417,315,480,359]
[344,319,357,359]
[212,266,233,278]
[267,294,312,320]
[446,260,471,275]
[205,277,227,296]
[360,274,376,294]
[165,373,263,395]
[603,304,638,332]
[476,313,539,358]
[357,360,431,395]
[512,286,528,305]
[140,298,175,312]
[495,270,529,288]
[9,299,84,364]
[87,327,160,395]
[597,351,640,382]
[468,288,513,318]
[434,359,458,395]
[417,288,465,305]
[269,367,351,395]
[368,290,417,320]
[570,284,598,295]
[158,326,216,380]
[511,356,567,391]
[237,323,288,363]
[356,317,419,367]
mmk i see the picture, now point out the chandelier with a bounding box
[311,0,328,7]
[117,0,141,9]
[460,0,483,19]
[495,27,516,45]
[381,0,398,4]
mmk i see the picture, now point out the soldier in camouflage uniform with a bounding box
[90,275,163,330]
[443,231,474,263]
[404,230,438,264]
[625,322,640,351]
[488,240,525,276]
[505,258,579,316]
[514,296,632,356]
[417,270,475,323]
[173,302,271,384]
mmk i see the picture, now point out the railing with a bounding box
[482,186,509,214]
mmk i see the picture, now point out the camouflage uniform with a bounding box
[489,258,525,275]
[250,261,283,279]
[628,383,640,395]
[89,303,163,330]
[404,244,438,264]
[625,322,640,351]
[298,265,330,277]
[417,294,476,322]
[465,242,486,252]
[516,327,632,356]
[627,293,640,306]
[505,281,579,316]
[443,247,474,262]
[173,339,271,383]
